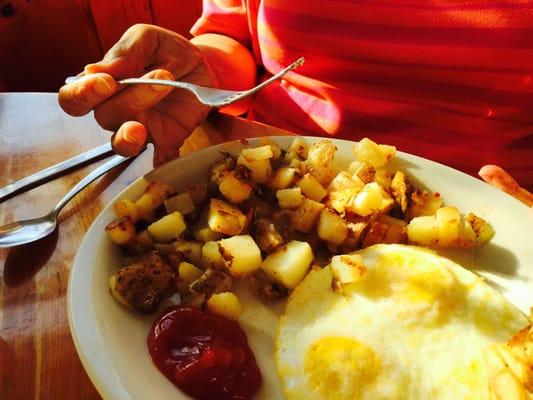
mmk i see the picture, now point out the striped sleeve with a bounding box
[190,0,251,45]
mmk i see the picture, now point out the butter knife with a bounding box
[0,142,114,203]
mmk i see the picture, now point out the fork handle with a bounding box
[117,78,196,90]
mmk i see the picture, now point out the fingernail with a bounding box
[124,129,143,145]
[93,79,113,96]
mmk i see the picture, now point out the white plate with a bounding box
[68,136,533,400]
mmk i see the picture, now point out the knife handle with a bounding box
[0,142,114,203]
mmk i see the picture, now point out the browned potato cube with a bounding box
[297,173,327,202]
[355,162,376,184]
[391,171,411,215]
[219,172,253,204]
[410,190,443,218]
[276,187,304,209]
[106,217,136,245]
[135,181,175,219]
[268,167,298,190]
[317,209,349,246]
[306,139,336,185]
[291,198,325,233]
[207,199,246,235]
[253,218,285,252]
[114,199,140,223]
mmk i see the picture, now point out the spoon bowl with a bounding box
[0,215,57,248]
[0,155,130,248]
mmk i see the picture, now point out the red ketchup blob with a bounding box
[147,306,262,400]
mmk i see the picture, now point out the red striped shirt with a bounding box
[192,0,533,188]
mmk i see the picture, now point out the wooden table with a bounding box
[0,92,292,399]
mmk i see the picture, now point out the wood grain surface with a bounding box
[0,92,294,399]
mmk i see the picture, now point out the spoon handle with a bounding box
[53,155,131,215]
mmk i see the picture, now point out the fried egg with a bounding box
[276,244,530,400]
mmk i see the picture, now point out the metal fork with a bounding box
[66,57,304,108]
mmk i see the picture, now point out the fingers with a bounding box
[479,165,533,207]
[94,69,175,131]
[111,121,148,157]
[58,73,117,116]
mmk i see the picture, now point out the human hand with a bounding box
[58,24,216,166]
[479,165,533,207]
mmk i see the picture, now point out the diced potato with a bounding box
[436,206,460,247]
[347,160,363,175]
[288,137,309,159]
[207,198,246,235]
[354,137,396,168]
[135,181,175,219]
[297,173,327,202]
[330,254,367,285]
[289,158,306,175]
[207,292,243,321]
[391,171,411,215]
[114,199,140,223]
[219,172,253,204]
[174,240,203,267]
[218,235,262,277]
[268,167,298,190]
[340,222,369,252]
[237,155,272,184]
[378,215,408,244]
[362,221,389,247]
[190,268,232,297]
[186,183,208,205]
[355,162,376,184]
[410,190,443,218]
[457,216,477,248]
[177,261,204,293]
[325,172,364,213]
[260,241,314,289]
[284,150,300,164]
[291,198,325,233]
[253,218,285,252]
[306,139,336,185]
[466,213,495,246]
[164,192,195,215]
[407,215,438,246]
[348,182,383,217]
[317,209,348,246]
[105,217,136,245]
[276,187,304,209]
[374,169,392,189]
[147,211,186,243]
[241,145,274,162]
[201,241,225,269]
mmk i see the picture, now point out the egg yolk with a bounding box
[304,337,381,399]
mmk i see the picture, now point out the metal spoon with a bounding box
[0,154,130,248]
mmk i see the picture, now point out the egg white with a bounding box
[276,244,530,400]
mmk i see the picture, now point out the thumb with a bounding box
[479,165,533,207]
[111,121,148,157]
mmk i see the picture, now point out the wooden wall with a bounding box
[0,0,202,92]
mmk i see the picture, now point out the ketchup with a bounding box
[147,306,262,400]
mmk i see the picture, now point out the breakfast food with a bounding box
[102,136,518,399]
[105,137,495,314]
[276,244,531,400]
